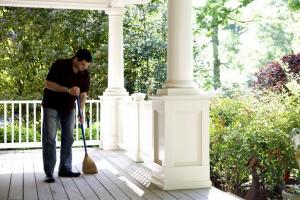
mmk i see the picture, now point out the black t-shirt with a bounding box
[42,58,90,113]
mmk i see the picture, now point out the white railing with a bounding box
[0,100,101,149]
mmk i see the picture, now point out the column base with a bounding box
[103,88,129,96]
[102,136,119,150]
[156,88,204,96]
[99,95,130,150]
[125,151,143,163]
[149,95,211,190]
[163,80,197,88]
[149,162,212,190]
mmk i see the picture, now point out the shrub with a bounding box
[210,90,298,197]
[252,62,287,92]
[0,122,100,143]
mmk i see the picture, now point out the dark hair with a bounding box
[75,49,92,62]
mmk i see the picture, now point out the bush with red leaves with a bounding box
[253,61,288,92]
[252,52,300,92]
[282,53,300,76]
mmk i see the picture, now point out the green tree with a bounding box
[0,7,108,100]
[288,0,300,10]
[196,0,254,89]
[124,0,167,95]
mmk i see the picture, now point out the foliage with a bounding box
[282,53,300,76]
[196,0,254,34]
[124,0,167,94]
[195,0,254,89]
[0,123,99,143]
[210,88,299,196]
[0,7,108,100]
[288,0,300,10]
[252,52,300,92]
[0,1,169,99]
[252,62,288,92]
[255,1,294,66]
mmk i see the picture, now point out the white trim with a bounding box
[0,0,150,10]
[0,140,99,149]
[0,0,110,10]
[110,0,150,7]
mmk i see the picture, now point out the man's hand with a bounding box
[69,87,80,96]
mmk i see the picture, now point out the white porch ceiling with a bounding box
[0,0,149,10]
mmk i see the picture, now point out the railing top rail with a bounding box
[0,99,100,104]
[0,100,42,104]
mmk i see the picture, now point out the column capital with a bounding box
[110,0,150,7]
[105,7,125,16]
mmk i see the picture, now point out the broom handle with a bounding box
[76,96,88,155]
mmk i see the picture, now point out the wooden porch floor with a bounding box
[0,148,242,200]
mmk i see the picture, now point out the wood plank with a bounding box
[90,153,146,200]
[0,150,12,200]
[167,190,196,200]
[72,174,100,200]
[77,170,115,200]
[23,150,38,200]
[93,169,131,200]
[194,187,242,200]
[100,150,240,200]
[60,177,85,200]
[49,178,69,200]
[33,150,54,200]
[91,150,162,200]
[181,190,207,200]
[71,149,100,200]
[73,150,117,200]
[47,149,69,200]
[98,150,178,200]
[8,150,23,200]
[189,188,210,197]
[0,148,242,200]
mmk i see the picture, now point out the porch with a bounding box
[0,148,242,200]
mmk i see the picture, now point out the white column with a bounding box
[104,8,128,96]
[158,0,200,95]
[100,7,129,150]
[148,0,211,190]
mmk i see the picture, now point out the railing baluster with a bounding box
[89,102,92,140]
[34,103,36,143]
[4,103,7,143]
[76,102,79,142]
[26,103,29,142]
[19,103,22,143]
[11,103,14,143]
[41,106,43,142]
[96,101,99,141]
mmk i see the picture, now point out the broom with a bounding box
[77,96,98,174]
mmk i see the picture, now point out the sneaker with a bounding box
[44,175,55,183]
[58,171,81,177]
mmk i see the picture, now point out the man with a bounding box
[42,49,92,183]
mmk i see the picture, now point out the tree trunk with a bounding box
[212,26,221,89]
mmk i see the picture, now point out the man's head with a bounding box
[73,49,92,72]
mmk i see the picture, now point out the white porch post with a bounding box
[100,7,129,150]
[157,0,201,95]
[105,8,127,95]
[149,0,212,190]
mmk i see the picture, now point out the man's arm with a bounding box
[79,92,87,111]
[45,80,79,96]
[45,80,69,93]
[78,92,87,124]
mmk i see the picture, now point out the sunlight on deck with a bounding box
[0,149,242,200]
[119,176,145,196]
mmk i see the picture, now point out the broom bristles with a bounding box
[82,154,98,174]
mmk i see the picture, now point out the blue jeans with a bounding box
[42,108,75,176]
